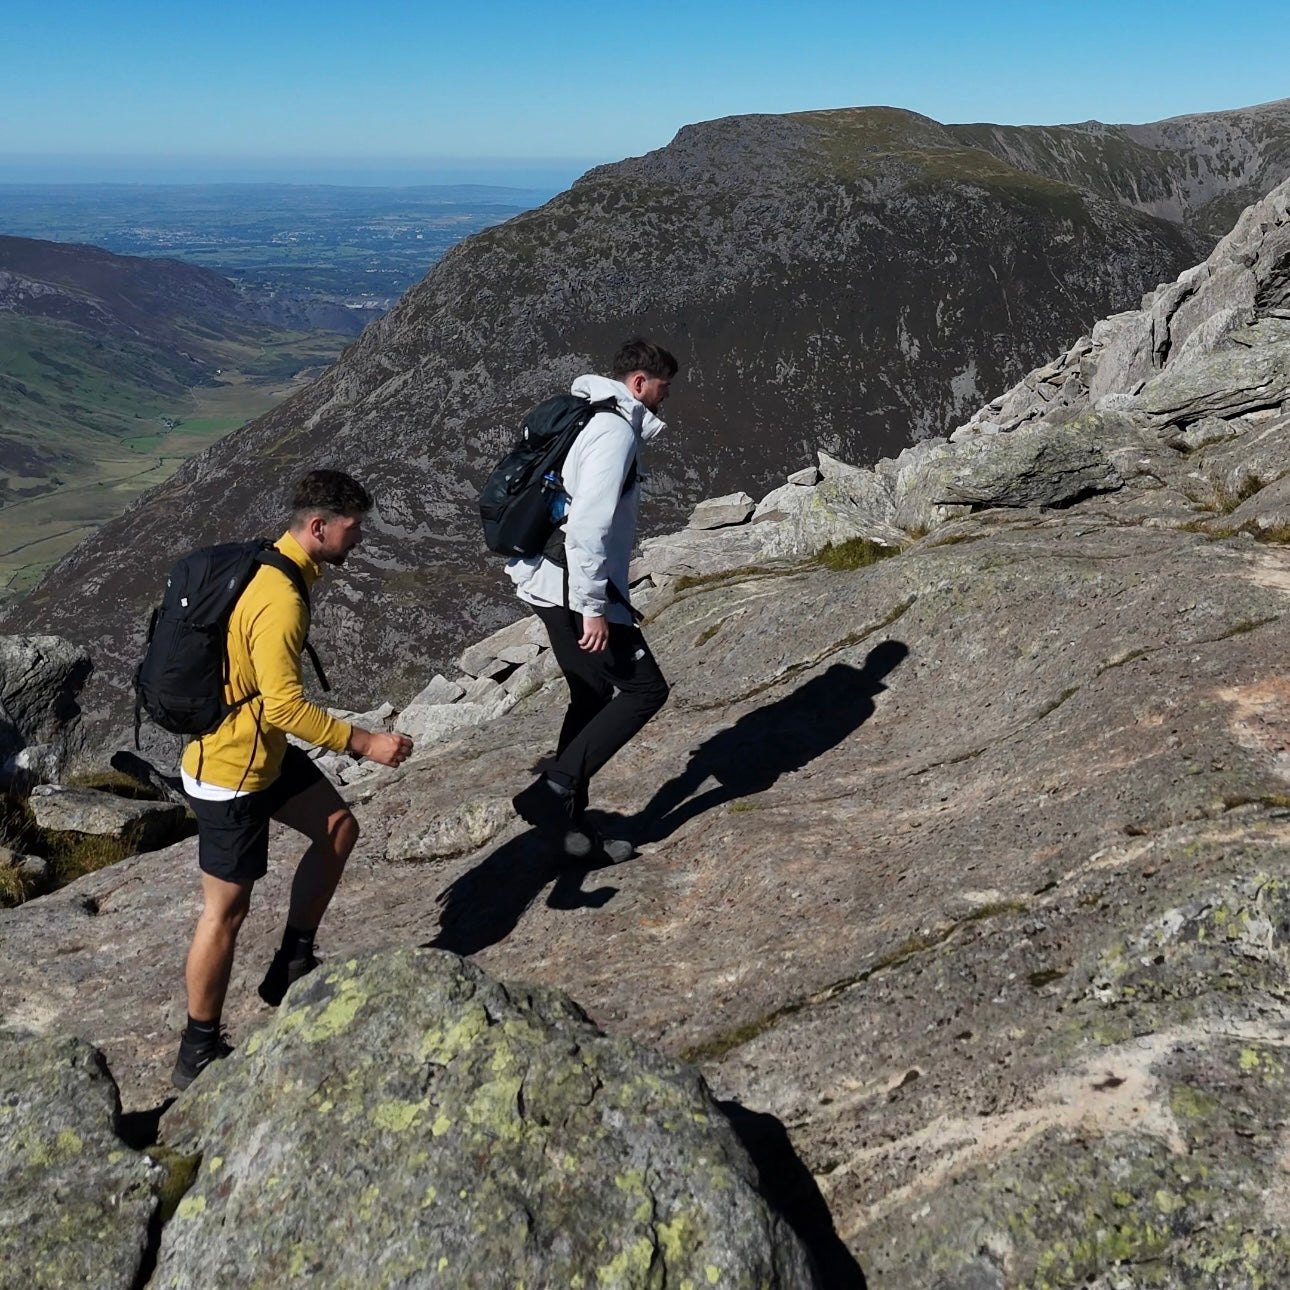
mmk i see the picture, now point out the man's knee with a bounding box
[334,808,360,856]
[641,672,670,717]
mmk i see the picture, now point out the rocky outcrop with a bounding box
[154,950,820,1288]
[21,100,1290,747]
[27,784,188,850]
[0,1030,162,1289]
[0,633,92,785]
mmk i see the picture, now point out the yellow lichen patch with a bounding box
[417,1004,490,1064]
[596,1235,656,1284]
[437,1256,449,1272]
[422,1185,438,1208]
[175,1194,206,1220]
[658,1211,702,1265]
[55,1128,83,1156]
[371,1098,430,1132]
[358,1184,381,1221]
[208,1156,223,1173]
[432,1114,453,1137]
[466,1074,525,1140]
[706,1266,722,1285]
[302,981,367,1041]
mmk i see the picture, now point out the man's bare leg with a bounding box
[274,775,360,929]
[258,777,359,1006]
[185,872,254,1021]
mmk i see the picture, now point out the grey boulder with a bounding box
[156,949,820,1289]
[0,1030,160,1290]
[28,784,188,851]
[0,634,93,779]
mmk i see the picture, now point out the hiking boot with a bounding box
[258,949,320,1007]
[565,820,634,865]
[513,776,594,857]
[592,834,635,864]
[171,1026,233,1091]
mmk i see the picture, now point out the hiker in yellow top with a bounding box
[173,470,413,1090]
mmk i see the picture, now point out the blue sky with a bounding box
[3,0,1288,184]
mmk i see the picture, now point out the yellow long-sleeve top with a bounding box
[180,531,352,792]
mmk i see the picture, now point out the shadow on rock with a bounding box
[428,830,624,956]
[635,643,909,842]
[117,1096,176,1149]
[721,1100,867,1288]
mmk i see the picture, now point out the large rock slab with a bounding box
[0,1030,160,1289]
[688,491,756,529]
[28,784,188,850]
[155,949,820,1289]
[934,415,1127,509]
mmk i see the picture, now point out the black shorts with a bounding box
[185,746,325,884]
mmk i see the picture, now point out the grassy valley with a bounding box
[0,312,347,596]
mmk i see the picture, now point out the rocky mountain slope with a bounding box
[13,102,1290,747]
[5,176,1290,1285]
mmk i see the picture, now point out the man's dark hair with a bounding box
[290,469,372,521]
[611,337,678,381]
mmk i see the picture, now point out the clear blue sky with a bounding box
[3,0,1288,184]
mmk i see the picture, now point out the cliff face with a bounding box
[950,96,1290,235]
[7,103,1289,743]
[6,179,1290,1286]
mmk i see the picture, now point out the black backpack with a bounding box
[134,540,330,741]
[479,394,622,557]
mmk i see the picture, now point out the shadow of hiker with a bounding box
[720,1101,867,1287]
[427,828,625,957]
[633,641,909,843]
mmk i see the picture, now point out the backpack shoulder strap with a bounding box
[253,546,331,693]
[256,546,311,613]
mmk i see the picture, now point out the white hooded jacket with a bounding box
[506,374,666,623]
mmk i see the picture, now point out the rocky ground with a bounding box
[5,179,1290,1287]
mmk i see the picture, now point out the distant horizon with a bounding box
[0,157,602,189]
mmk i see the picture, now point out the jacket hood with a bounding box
[571,374,667,442]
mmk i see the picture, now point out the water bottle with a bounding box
[542,471,568,522]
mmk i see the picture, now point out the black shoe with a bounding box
[258,949,320,1007]
[172,1026,233,1091]
[567,815,637,866]
[513,777,595,857]
[593,834,635,864]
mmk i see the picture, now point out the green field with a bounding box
[0,321,346,598]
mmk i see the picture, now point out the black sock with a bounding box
[185,1014,220,1040]
[279,925,317,960]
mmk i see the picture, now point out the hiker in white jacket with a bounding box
[509,338,677,862]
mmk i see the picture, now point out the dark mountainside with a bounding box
[7,101,1290,746]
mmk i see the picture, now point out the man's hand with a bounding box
[578,614,609,653]
[348,727,413,767]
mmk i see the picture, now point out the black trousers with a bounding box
[532,603,669,797]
